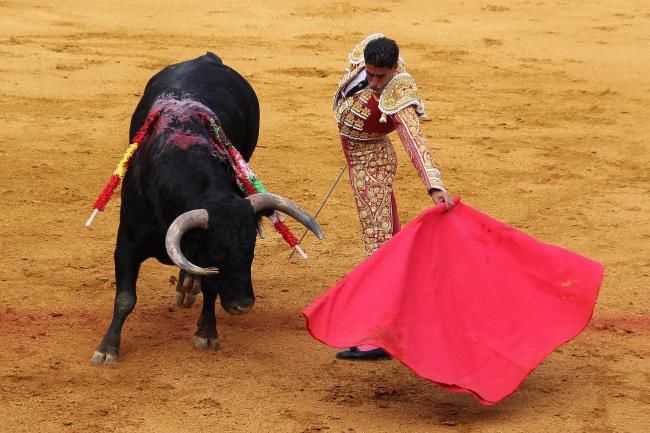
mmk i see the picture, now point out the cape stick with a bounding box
[288,163,347,260]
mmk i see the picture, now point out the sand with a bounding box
[1,0,648,432]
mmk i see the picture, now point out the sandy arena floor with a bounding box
[1,1,649,432]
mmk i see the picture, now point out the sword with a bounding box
[288,163,348,260]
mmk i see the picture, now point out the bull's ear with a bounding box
[255,217,265,239]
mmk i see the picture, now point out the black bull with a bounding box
[92,53,323,366]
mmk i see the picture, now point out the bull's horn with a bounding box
[165,209,220,276]
[246,193,324,240]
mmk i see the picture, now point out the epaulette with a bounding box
[378,73,425,121]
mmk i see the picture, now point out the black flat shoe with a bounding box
[336,347,391,361]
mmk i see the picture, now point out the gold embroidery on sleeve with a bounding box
[394,107,445,191]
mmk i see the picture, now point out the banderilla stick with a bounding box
[288,163,348,260]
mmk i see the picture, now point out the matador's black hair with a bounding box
[364,37,399,68]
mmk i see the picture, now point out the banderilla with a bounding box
[288,163,348,260]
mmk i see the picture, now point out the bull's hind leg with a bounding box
[92,241,142,366]
[193,281,220,351]
[175,270,201,308]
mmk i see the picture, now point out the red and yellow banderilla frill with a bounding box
[86,110,305,257]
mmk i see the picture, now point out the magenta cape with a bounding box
[303,199,603,404]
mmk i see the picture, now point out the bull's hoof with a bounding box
[91,350,118,366]
[193,335,220,351]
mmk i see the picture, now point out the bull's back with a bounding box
[130,52,259,161]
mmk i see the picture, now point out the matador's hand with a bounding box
[430,189,454,211]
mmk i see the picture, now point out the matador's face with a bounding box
[365,63,398,93]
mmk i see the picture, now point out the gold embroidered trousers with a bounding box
[341,136,401,256]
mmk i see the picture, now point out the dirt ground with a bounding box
[1,0,649,432]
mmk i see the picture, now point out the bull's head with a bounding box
[164,193,323,314]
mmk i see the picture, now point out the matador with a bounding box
[334,34,453,258]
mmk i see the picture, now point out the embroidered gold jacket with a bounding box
[333,34,445,192]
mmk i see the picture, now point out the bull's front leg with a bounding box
[92,243,142,365]
[193,280,220,351]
